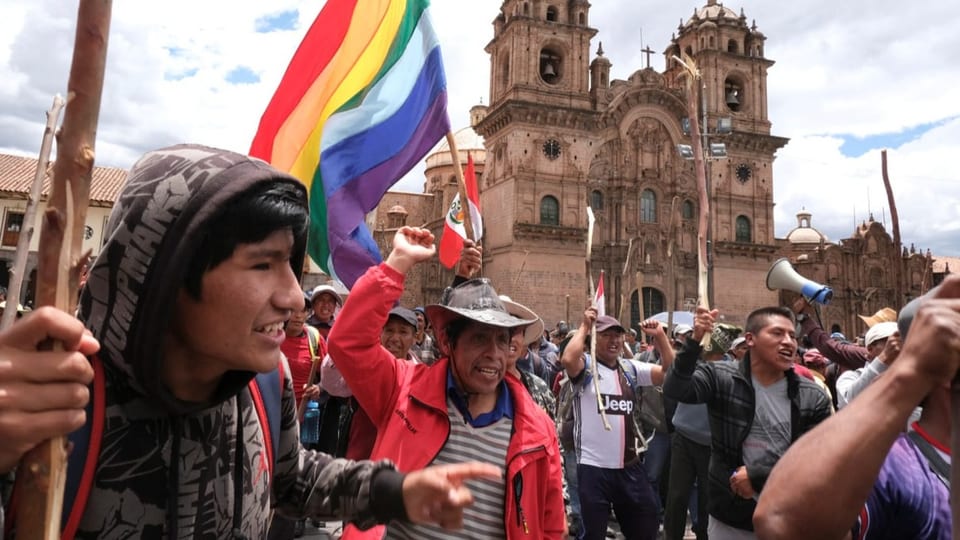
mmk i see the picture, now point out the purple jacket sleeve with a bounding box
[800,318,868,370]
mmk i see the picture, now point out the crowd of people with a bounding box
[0,143,955,540]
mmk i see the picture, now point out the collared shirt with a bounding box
[446,370,513,427]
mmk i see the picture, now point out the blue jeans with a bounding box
[564,448,584,539]
[578,461,659,540]
[643,431,672,517]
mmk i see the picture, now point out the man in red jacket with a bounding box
[329,226,566,539]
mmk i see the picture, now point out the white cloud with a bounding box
[1,0,957,256]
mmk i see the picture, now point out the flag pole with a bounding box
[14,1,112,538]
[445,132,474,242]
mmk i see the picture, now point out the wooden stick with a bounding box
[585,207,611,431]
[14,2,112,538]
[1,96,64,330]
[880,150,903,306]
[445,132,474,242]
[674,53,712,350]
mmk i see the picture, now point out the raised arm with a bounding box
[793,298,868,370]
[328,227,436,426]
[662,306,718,403]
[560,305,596,379]
[639,318,674,385]
[754,279,960,539]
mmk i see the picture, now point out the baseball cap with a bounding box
[802,349,828,368]
[595,315,626,333]
[673,324,693,339]
[864,321,898,347]
[728,336,747,352]
[309,284,343,306]
[387,306,419,330]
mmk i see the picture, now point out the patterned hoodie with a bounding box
[65,145,403,539]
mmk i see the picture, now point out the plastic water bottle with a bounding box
[301,400,321,445]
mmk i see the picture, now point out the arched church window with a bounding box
[735,215,751,242]
[631,288,665,327]
[685,45,694,58]
[579,12,585,25]
[546,6,558,22]
[540,196,560,225]
[727,39,739,53]
[590,190,603,211]
[709,35,715,48]
[640,190,657,223]
[523,2,529,16]
[681,199,695,220]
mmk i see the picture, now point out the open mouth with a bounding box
[256,322,284,334]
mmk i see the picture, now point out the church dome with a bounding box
[786,209,828,245]
[425,126,485,169]
[684,1,739,28]
[387,204,408,215]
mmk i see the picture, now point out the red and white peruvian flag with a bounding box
[439,154,483,268]
[594,270,606,317]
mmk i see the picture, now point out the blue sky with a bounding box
[0,0,957,258]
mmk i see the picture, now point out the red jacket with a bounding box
[329,264,566,539]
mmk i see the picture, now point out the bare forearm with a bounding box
[561,327,587,377]
[754,365,930,538]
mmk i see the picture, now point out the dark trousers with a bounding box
[663,432,711,540]
[578,460,659,540]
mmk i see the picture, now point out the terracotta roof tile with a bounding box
[0,153,127,205]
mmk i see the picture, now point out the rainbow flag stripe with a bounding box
[251,0,449,287]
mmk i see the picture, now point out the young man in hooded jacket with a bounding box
[0,144,497,538]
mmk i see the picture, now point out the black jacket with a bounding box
[663,339,832,531]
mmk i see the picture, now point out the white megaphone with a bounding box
[766,258,833,304]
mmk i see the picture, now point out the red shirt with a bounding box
[281,327,326,408]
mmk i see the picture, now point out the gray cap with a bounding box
[387,306,419,330]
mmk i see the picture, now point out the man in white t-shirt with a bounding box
[561,308,675,540]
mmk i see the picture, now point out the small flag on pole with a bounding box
[594,269,605,317]
[438,153,482,268]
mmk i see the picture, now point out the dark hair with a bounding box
[183,181,308,299]
[444,317,472,351]
[745,306,796,335]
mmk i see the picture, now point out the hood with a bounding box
[78,144,307,414]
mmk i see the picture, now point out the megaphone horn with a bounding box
[766,258,833,304]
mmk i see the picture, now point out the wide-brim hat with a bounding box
[499,296,545,346]
[858,307,897,328]
[425,278,538,356]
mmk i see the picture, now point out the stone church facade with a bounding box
[369,0,936,335]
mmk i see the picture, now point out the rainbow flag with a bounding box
[250,0,449,288]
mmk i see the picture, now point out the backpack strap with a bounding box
[60,355,106,539]
[250,361,284,476]
[3,356,105,540]
[906,430,950,488]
